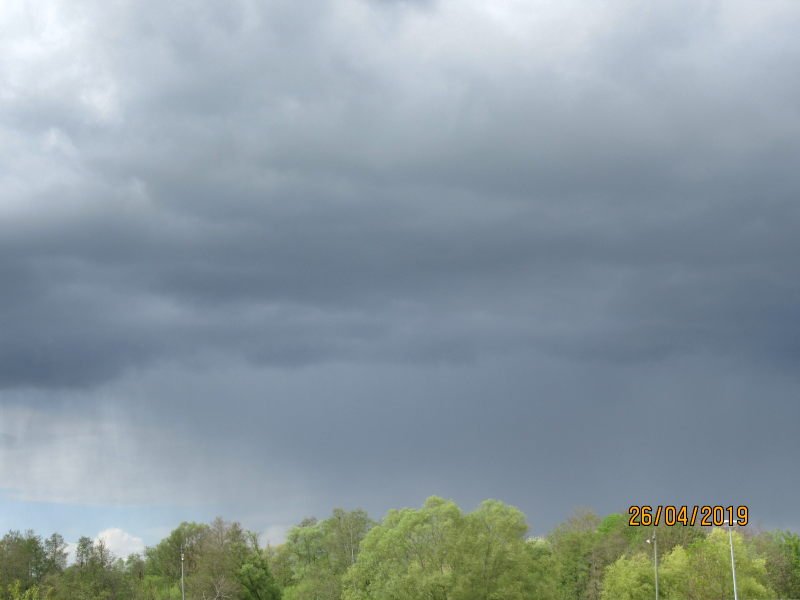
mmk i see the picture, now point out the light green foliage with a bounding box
[600,553,653,600]
[657,528,772,600]
[130,575,182,600]
[342,497,465,600]
[694,528,771,599]
[6,582,44,600]
[524,538,559,600]
[455,499,540,600]
[659,543,690,599]
[343,496,544,600]
[277,509,372,600]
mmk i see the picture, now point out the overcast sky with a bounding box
[2,0,800,555]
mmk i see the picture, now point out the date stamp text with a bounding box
[628,505,749,527]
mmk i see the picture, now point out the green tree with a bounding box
[523,538,559,600]
[322,509,372,573]
[7,581,45,600]
[753,530,800,599]
[0,530,47,594]
[600,553,653,600]
[277,509,372,600]
[343,497,540,600]
[659,544,690,599]
[237,534,281,600]
[659,528,771,600]
[188,518,247,600]
[695,529,770,600]
[74,537,93,569]
[42,534,68,576]
[144,522,208,581]
[453,499,536,600]
[548,510,599,600]
[49,537,134,600]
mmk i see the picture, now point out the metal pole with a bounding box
[646,531,659,600]
[653,531,659,600]
[181,545,185,600]
[728,524,739,600]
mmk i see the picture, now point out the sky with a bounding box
[1,0,800,557]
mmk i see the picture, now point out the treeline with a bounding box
[2,497,800,600]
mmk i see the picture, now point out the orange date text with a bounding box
[628,505,749,527]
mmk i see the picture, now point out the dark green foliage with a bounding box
[48,538,134,600]
[144,522,208,580]
[42,534,68,576]
[238,550,281,600]
[548,510,600,600]
[0,530,47,595]
[752,530,800,599]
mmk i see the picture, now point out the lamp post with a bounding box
[181,545,185,600]
[724,520,739,600]
[646,530,658,600]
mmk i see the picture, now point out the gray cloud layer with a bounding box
[1,0,799,534]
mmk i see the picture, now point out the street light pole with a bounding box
[725,520,739,600]
[653,531,658,600]
[181,545,185,600]
[646,530,659,600]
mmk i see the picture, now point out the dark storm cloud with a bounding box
[1,0,800,533]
